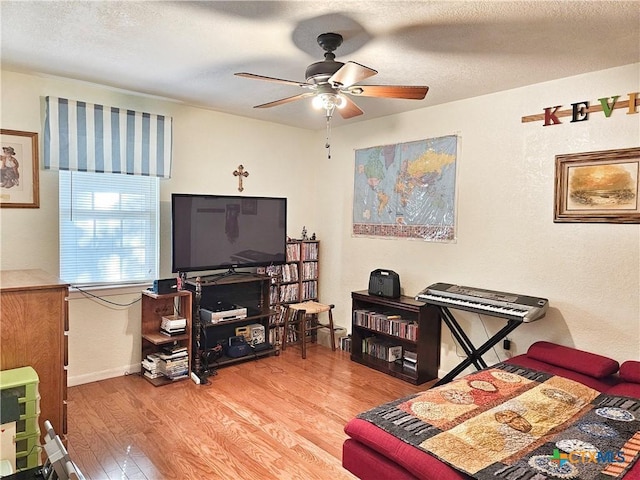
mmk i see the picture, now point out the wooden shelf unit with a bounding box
[186,273,278,375]
[141,290,192,386]
[266,240,319,307]
[350,290,441,385]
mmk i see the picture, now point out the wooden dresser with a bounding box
[0,269,69,441]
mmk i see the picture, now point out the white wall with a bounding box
[1,65,638,386]
[0,70,319,385]
[318,63,640,376]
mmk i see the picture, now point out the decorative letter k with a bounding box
[544,106,562,126]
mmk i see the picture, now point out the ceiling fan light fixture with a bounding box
[312,94,324,110]
[312,92,345,112]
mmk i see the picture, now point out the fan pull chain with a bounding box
[325,111,333,160]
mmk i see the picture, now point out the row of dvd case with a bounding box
[353,309,419,341]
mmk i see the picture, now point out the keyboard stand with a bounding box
[434,305,524,387]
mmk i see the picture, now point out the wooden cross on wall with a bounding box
[233,164,249,192]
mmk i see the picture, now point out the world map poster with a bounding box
[353,135,458,241]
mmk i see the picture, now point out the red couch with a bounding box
[343,341,640,480]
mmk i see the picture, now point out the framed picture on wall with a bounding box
[0,129,39,208]
[554,147,640,223]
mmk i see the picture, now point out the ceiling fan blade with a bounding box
[338,96,364,119]
[347,85,429,100]
[329,61,377,88]
[254,93,315,109]
[235,72,311,88]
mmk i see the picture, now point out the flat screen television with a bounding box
[171,194,287,273]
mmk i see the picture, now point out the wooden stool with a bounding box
[282,301,336,359]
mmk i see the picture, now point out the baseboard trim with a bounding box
[68,363,141,387]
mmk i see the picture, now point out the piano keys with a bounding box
[416,282,548,322]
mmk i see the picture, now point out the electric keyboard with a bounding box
[416,282,548,322]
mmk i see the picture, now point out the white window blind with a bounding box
[59,171,159,285]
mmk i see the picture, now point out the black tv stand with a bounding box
[184,273,279,375]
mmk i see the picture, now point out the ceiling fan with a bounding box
[235,32,429,120]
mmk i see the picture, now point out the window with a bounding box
[59,171,159,285]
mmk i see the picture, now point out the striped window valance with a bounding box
[44,96,172,178]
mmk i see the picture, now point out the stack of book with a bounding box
[160,315,187,336]
[141,353,162,380]
[142,344,189,381]
[157,344,189,381]
[340,335,352,352]
[403,350,418,373]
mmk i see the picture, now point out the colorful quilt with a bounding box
[358,363,640,479]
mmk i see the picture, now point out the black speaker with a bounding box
[152,278,177,294]
[368,269,401,298]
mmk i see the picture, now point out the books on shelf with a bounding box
[301,242,318,260]
[340,335,352,352]
[265,240,319,308]
[362,337,403,363]
[403,350,417,362]
[286,243,300,262]
[301,262,317,280]
[352,309,419,341]
[262,263,300,283]
[302,280,317,300]
[160,315,187,336]
[403,350,418,372]
[281,263,299,283]
[160,328,186,337]
[158,343,188,359]
[279,284,300,303]
[158,357,189,380]
[142,353,162,378]
[403,362,417,372]
[142,344,189,381]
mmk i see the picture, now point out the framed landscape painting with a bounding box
[554,147,640,223]
[0,129,39,208]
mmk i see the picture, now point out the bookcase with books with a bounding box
[351,290,441,385]
[264,240,320,307]
[140,290,192,386]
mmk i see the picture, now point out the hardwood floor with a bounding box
[66,345,434,479]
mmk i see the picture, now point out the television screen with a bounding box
[171,194,287,273]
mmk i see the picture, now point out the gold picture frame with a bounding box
[554,147,640,223]
[0,129,40,208]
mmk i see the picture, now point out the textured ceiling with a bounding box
[1,1,639,130]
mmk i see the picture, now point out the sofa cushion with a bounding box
[619,361,640,383]
[505,355,619,392]
[526,341,619,379]
[606,382,640,398]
